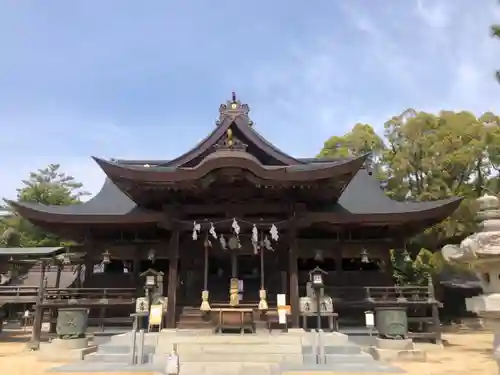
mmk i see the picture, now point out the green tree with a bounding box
[493,24,500,82]
[318,123,387,179]
[480,112,500,194]
[383,110,485,248]
[1,164,89,247]
[318,123,385,159]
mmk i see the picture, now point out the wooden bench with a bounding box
[211,308,255,334]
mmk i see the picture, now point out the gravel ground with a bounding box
[0,329,497,375]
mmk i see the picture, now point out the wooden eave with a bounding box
[298,197,463,227]
[7,200,163,225]
[91,154,367,185]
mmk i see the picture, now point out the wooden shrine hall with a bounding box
[6,94,462,333]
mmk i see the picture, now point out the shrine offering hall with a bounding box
[8,95,461,330]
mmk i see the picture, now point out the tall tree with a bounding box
[480,112,500,194]
[493,23,500,82]
[318,123,386,178]
[383,110,484,247]
[1,164,89,247]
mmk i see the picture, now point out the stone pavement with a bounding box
[48,329,405,374]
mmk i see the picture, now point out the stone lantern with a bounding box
[442,194,500,373]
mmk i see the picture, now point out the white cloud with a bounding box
[246,0,500,139]
[415,0,451,29]
[1,0,500,201]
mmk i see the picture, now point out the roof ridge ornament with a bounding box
[216,92,254,127]
[214,128,248,151]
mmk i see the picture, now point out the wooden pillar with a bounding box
[132,247,140,284]
[166,228,180,328]
[84,253,93,285]
[29,259,47,349]
[334,242,343,275]
[288,220,300,328]
[50,264,63,334]
[428,274,442,344]
[385,247,394,284]
[281,271,288,295]
[55,264,62,288]
[75,264,82,288]
[230,252,238,278]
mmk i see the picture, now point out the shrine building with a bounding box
[7,94,462,330]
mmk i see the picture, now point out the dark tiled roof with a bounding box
[0,247,64,256]
[9,179,137,215]
[333,169,461,214]
[7,168,460,218]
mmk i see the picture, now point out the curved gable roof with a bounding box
[160,97,302,167]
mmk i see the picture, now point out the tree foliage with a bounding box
[318,109,500,283]
[492,22,500,82]
[0,164,89,247]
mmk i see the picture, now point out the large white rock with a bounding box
[442,194,500,373]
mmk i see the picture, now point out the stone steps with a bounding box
[165,352,302,363]
[77,329,403,374]
[177,361,279,375]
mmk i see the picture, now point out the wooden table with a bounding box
[211,308,255,334]
[300,312,339,331]
[265,310,290,332]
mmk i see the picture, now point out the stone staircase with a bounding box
[153,329,302,374]
[74,329,403,375]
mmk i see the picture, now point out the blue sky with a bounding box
[0,0,499,199]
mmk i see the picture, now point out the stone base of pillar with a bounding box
[368,338,426,362]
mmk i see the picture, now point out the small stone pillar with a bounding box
[442,194,500,373]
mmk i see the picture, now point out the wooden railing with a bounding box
[44,287,137,301]
[298,285,436,304]
[0,285,39,299]
[0,286,137,305]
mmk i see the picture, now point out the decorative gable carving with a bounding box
[214,128,248,151]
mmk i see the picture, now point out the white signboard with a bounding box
[278,309,287,324]
[135,297,149,313]
[365,311,375,327]
[41,322,51,333]
[277,294,286,307]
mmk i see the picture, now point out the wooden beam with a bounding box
[163,203,291,215]
[166,228,180,328]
